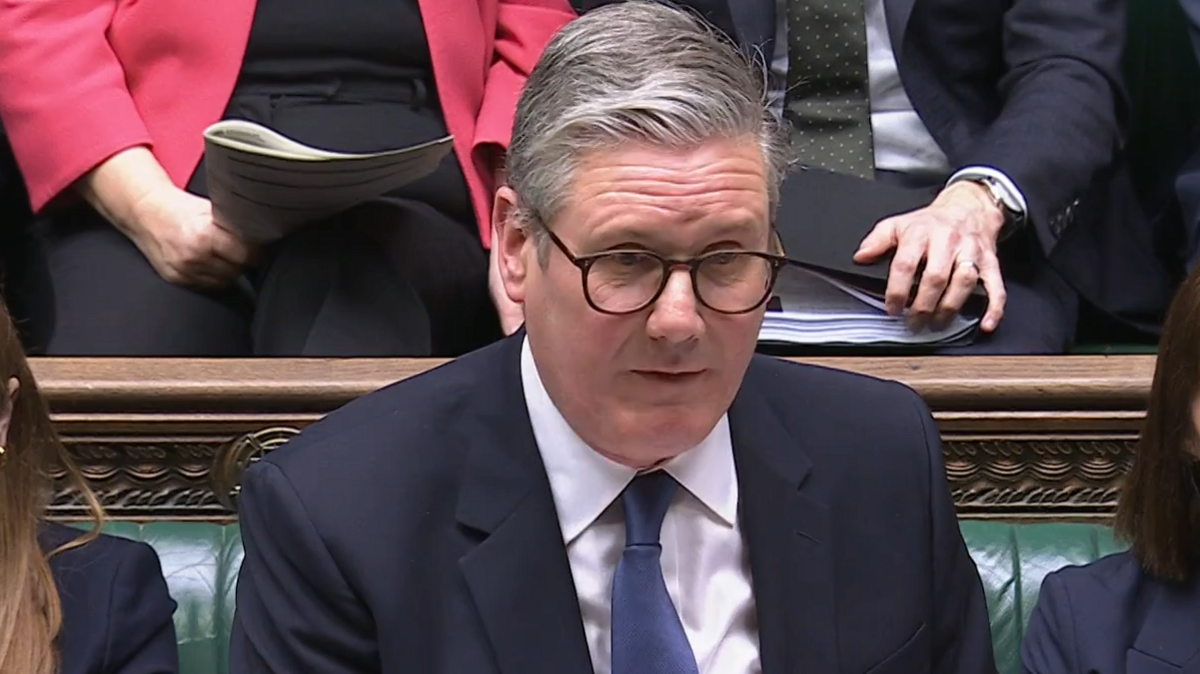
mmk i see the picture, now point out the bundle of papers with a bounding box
[758,265,980,347]
[203,119,454,242]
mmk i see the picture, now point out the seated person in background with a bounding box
[0,122,34,338]
[1020,262,1200,673]
[0,0,574,357]
[0,299,178,674]
[1174,0,1200,275]
[573,0,1173,353]
[793,0,1172,353]
[230,4,996,673]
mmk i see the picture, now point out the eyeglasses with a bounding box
[543,228,788,315]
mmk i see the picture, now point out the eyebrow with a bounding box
[589,219,766,252]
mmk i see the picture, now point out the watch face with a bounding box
[983,180,1021,219]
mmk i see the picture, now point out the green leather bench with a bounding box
[94,519,1125,674]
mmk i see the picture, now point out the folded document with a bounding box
[203,119,455,242]
[759,265,980,347]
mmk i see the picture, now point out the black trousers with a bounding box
[11,197,498,357]
[933,257,1078,355]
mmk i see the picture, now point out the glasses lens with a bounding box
[584,251,777,314]
[695,253,775,312]
[586,251,666,313]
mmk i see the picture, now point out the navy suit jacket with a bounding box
[880,0,1172,333]
[40,523,179,674]
[1174,0,1200,274]
[230,333,997,674]
[591,0,1172,332]
[1022,551,1200,673]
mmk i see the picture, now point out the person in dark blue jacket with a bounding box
[0,297,178,674]
[1021,262,1200,673]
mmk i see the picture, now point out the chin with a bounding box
[610,403,723,455]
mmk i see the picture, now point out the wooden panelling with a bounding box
[34,355,1153,522]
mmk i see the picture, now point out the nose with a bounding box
[645,268,705,344]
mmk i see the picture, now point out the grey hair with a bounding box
[505,0,792,260]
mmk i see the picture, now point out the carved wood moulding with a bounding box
[32,355,1153,521]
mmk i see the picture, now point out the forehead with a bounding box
[553,138,771,247]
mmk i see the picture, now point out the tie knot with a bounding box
[621,471,678,546]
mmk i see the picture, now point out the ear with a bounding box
[0,377,19,448]
[492,185,535,305]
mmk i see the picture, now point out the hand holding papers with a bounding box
[203,119,454,243]
[763,166,985,348]
[760,265,979,347]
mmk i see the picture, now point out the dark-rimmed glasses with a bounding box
[543,228,788,315]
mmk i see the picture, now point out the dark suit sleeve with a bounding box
[1178,0,1200,85]
[103,542,179,674]
[913,392,999,674]
[956,0,1125,255]
[230,461,377,674]
[1020,573,1080,674]
[1176,0,1200,272]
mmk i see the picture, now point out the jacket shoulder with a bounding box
[41,523,179,674]
[741,355,936,489]
[1040,551,1147,607]
[1022,551,1149,671]
[745,354,927,414]
[248,339,519,523]
[41,522,159,569]
[264,342,504,470]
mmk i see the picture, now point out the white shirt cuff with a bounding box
[947,166,1028,217]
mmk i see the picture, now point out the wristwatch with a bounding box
[970,176,1026,241]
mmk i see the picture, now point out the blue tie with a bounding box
[611,471,700,674]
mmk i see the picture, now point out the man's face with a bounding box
[496,138,773,468]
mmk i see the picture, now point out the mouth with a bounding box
[631,369,707,383]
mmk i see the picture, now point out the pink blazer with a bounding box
[0,0,576,246]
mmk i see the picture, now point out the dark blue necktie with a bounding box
[611,471,700,674]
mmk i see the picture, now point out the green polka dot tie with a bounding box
[784,0,874,179]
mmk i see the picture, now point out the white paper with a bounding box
[759,266,980,347]
[203,119,455,242]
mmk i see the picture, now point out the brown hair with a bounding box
[1115,263,1200,582]
[0,302,103,674]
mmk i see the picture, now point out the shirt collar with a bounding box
[520,337,738,545]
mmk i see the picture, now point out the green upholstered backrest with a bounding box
[95,522,243,674]
[91,520,1126,674]
[961,521,1127,674]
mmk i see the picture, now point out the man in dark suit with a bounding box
[862,0,1173,351]
[229,3,997,673]
[819,0,1171,352]
[580,0,1172,352]
[1174,0,1200,275]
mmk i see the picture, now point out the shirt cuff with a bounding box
[947,166,1028,217]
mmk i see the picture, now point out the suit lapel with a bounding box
[456,334,594,674]
[884,0,917,58]
[731,380,836,674]
[1127,574,1200,674]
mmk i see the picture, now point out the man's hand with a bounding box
[128,186,256,288]
[853,181,1007,332]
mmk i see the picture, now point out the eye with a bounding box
[707,252,740,266]
[611,252,648,267]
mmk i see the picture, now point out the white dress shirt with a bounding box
[861,0,950,175]
[770,0,1029,214]
[520,338,762,674]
